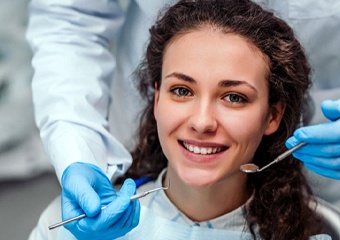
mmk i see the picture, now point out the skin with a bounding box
[153,27,284,222]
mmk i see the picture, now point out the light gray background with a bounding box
[0,0,61,239]
[0,173,60,239]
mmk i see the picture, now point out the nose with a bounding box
[188,99,218,133]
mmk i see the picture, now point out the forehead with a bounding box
[166,25,269,63]
[162,27,270,87]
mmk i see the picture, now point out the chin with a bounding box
[178,168,222,187]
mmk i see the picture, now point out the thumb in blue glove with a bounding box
[286,99,340,179]
[61,162,140,240]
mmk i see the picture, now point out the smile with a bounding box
[182,142,227,155]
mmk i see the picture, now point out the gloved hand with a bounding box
[61,162,140,240]
[286,99,340,179]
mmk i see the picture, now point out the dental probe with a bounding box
[48,178,170,230]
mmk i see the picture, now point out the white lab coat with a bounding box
[26,0,340,207]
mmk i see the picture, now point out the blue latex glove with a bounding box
[61,162,140,240]
[286,99,340,179]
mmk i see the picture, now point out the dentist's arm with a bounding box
[26,0,132,182]
[26,0,137,237]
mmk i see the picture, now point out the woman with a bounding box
[123,0,327,239]
[29,0,330,239]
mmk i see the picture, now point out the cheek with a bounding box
[224,115,268,165]
[222,107,270,147]
[154,100,185,161]
[155,111,170,138]
[154,98,181,139]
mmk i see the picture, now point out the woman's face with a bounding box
[154,28,283,187]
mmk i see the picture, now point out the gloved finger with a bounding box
[126,199,140,229]
[321,99,340,121]
[131,199,141,228]
[287,142,340,158]
[292,152,340,169]
[79,179,136,231]
[285,136,300,149]
[63,163,118,216]
[79,195,129,231]
[119,178,137,197]
[63,176,102,217]
[107,201,135,232]
[304,162,340,180]
[112,198,140,230]
[102,179,137,230]
[292,120,340,144]
[61,190,95,233]
[104,184,140,238]
[85,200,140,240]
[104,200,140,239]
[108,179,138,229]
[61,189,86,224]
[83,164,118,205]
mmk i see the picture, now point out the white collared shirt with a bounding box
[138,169,249,231]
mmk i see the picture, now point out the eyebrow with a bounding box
[218,79,258,93]
[165,72,195,83]
[165,72,258,93]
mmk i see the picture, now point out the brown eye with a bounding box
[172,87,192,97]
[224,93,247,103]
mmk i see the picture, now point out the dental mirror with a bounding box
[240,142,307,173]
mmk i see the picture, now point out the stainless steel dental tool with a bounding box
[48,178,170,230]
[240,142,307,173]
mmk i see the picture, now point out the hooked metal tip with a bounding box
[136,177,170,196]
[164,177,170,190]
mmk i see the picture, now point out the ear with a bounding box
[153,82,160,120]
[264,101,286,135]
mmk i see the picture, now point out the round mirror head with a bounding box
[240,163,259,173]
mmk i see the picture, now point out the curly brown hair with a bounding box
[124,0,321,239]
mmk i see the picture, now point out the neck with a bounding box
[164,169,249,222]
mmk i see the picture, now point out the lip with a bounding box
[178,140,229,163]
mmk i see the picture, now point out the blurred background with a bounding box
[0,0,61,239]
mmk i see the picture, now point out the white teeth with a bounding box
[201,148,207,155]
[183,143,223,155]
